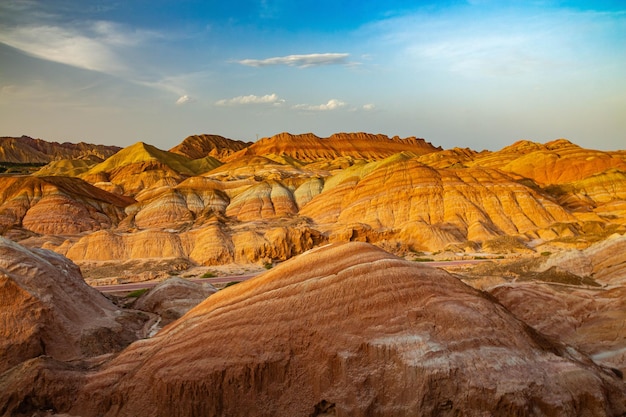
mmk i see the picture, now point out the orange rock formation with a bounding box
[0,237,148,374]
[3,242,623,416]
[169,133,251,160]
[226,132,441,162]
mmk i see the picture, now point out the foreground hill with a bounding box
[0,136,120,164]
[0,237,148,375]
[1,242,624,416]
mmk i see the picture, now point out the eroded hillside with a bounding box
[0,132,625,282]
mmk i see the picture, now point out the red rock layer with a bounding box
[0,176,134,235]
[225,132,441,162]
[472,139,626,185]
[169,134,251,160]
[59,242,626,417]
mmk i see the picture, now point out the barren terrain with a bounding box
[1,133,625,416]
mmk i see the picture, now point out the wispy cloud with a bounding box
[237,53,350,68]
[175,95,193,105]
[293,99,347,111]
[0,24,126,73]
[215,93,285,106]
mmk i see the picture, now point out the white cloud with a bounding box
[293,99,347,111]
[175,95,192,105]
[363,103,376,111]
[0,24,125,73]
[215,93,285,106]
[237,53,350,68]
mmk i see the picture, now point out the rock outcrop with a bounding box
[5,242,624,417]
[58,223,326,265]
[0,175,134,235]
[491,282,626,377]
[169,134,251,160]
[0,237,148,374]
[133,277,217,327]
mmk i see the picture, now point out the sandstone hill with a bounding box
[0,175,134,237]
[80,141,222,196]
[2,242,624,416]
[169,133,251,160]
[0,237,149,375]
[0,133,625,271]
[0,135,120,163]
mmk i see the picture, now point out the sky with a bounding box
[0,0,624,151]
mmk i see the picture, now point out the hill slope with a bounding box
[5,242,623,417]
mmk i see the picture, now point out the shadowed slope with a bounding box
[0,136,120,164]
[60,242,626,417]
[169,134,251,160]
[0,237,148,374]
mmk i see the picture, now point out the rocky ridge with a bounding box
[0,133,625,272]
[0,136,120,163]
[169,133,251,160]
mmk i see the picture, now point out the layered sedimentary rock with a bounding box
[59,223,326,265]
[0,237,148,374]
[541,233,626,285]
[81,142,222,196]
[300,153,576,251]
[33,158,96,177]
[0,135,120,163]
[472,139,626,185]
[491,282,626,376]
[0,175,134,235]
[226,132,441,162]
[1,133,626,264]
[169,134,251,160]
[7,242,623,417]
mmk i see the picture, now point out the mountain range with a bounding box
[1,133,624,268]
[1,132,625,416]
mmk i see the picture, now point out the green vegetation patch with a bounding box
[127,288,149,298]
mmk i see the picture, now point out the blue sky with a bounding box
[0,0,624,151]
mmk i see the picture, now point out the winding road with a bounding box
[93,259,492,293]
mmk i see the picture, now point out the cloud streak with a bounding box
[0,24,126,73]
[293,99,347,111]
[215,93,285,106]
[237,53,350,68]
